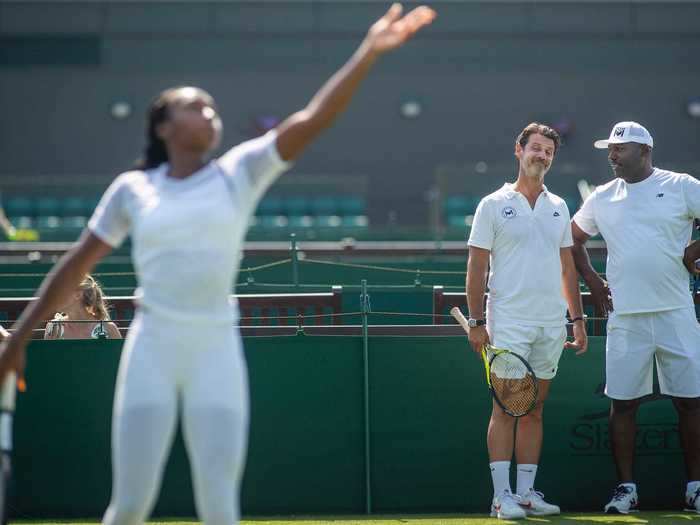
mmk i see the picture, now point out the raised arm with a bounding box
[275,3,436,161]
[571,220,612,317]
[0,231,113,382]
[561,247,587,355]
[466,246,490,353]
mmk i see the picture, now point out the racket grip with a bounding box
[450,307,471,332]
[0,373,16,411]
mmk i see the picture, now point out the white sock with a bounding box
[687,481,700,495]
[620,482,637,493]
[490,461,511,496]
[516,464,538,496]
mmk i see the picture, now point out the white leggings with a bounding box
[102,313,249,525]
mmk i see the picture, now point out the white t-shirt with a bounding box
[468,183,573,327]
[88,130,291,324]
[573,168,700,314]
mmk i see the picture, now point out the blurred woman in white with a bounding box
[0,5,436,525]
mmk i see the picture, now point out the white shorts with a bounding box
[487,321,567,380]
[605,307,700,400]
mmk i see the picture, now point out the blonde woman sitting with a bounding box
[44,275,121,339]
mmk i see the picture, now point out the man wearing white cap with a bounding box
[571,121,700,514]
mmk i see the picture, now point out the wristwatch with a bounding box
[467,318,486,328]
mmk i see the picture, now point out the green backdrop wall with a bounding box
[11,336,685,519]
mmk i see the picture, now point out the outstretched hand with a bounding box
[364,3,436,55]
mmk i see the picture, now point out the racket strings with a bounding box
[489,354,537,416]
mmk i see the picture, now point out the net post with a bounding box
[290,233,299,289]
[295,312,305,336]
[361,279,372,513]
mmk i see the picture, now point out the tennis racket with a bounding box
[0,373,16,525]
[450,307,538,417]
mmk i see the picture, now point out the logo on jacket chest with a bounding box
[501,206,517,219]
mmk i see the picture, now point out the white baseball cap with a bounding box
[594,121,654,149]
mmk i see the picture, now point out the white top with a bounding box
[573,168,700,315]
[88,130,291,324]
[468,183,573,327]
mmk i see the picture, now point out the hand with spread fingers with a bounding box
[364,3,436,55]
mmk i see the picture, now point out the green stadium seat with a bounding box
[62,197,89,217]
[9,216,33,228]
[288,215,314,228]
[285,197,309,216]
[341,215,369,228]
[310,197,338,216]
[36,197,61,217]
[445,195,480,216]
[445,196,468,216]
[4,196,34,217]
[256,197,283,216]
[86,196,101,216]
[338,197,365,216]
[36,216,61,229]
[258,215,288,228]
[447,215,468,228]
[315,215,342,228]
[62,216,87,229]
[445,195,480,233]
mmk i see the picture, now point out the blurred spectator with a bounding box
[44,275,121,339]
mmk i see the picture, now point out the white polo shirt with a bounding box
[88,130,291,324]
[573,168,700,314]
[468,183,573,327]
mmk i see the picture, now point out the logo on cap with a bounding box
[614,127,625,137]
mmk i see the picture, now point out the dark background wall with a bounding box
[1,0,699,225]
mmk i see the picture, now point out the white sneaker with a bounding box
[490,490,527,520]
[604,484,639,514]
[685,487,700,513]
[517,489,560,516]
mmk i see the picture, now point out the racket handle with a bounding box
[450,307,471,332]
[0,373,15,455]
[0,373,16,412]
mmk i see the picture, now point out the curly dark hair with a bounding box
[516,122,561,153]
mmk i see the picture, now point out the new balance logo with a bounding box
[614,127,626,137]
[656,193,664,198]
[553,211,560,217]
